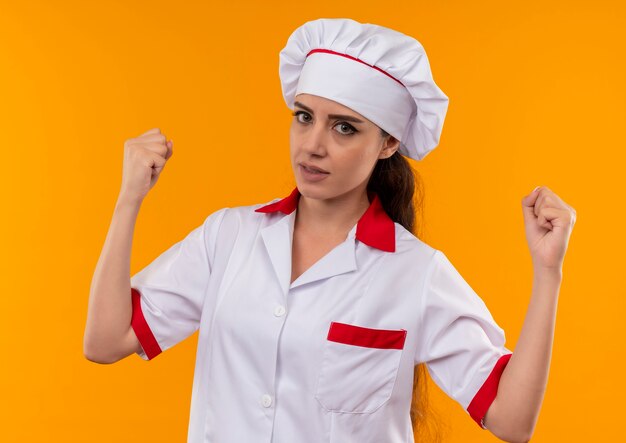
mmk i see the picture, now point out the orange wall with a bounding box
[0,0,623,441]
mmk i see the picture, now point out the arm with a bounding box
[483,269,561,443]
[84,128,173,363]
[83,195,143,364]
[484,185,576,442]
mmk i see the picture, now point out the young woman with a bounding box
[84,18,576,443]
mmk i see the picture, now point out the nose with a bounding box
[300,120,328,157]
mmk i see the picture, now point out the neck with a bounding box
[295,185,371,236]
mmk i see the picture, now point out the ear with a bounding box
[379,135,400,160]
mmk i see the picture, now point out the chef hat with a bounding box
[279,18,449,161]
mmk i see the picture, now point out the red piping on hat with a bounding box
[306,48,406,88]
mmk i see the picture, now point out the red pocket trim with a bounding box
[327,321,407,350]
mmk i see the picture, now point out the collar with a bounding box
[255,187,396,252]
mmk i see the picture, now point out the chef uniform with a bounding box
[130,18,513,443]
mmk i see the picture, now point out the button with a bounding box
[274,305,286,317]
[261,394,273,407]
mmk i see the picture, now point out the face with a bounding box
[289,93,400,201]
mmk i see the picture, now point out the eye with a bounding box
[292,111,358,136]
[333,122,357,136]
[292,110,311,123]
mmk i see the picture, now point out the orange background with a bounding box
[1,0,623,441]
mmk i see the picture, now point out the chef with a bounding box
[128,17,575,443]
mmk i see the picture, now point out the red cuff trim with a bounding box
[467,353,513,429]
[130,288,162,360]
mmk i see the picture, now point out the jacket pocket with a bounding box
[314,321,407,413]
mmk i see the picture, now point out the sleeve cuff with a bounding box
[466,352,513,429]
[130,287,162,361]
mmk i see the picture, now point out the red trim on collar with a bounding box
[255,186,300,215]
[255,187,396,252]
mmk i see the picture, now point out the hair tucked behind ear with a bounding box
[367,128,425,239]
[367,128,443,442]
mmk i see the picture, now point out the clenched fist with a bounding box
[119,128,173,203]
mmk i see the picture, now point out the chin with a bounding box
[296,182,329,200]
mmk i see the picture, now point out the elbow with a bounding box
[504,435,532,443]
[495,427,534,443]
[84,349,112,364]
[487,413,535,443]
[484,399,536,443]
[83,336,119,365]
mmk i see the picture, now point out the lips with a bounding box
[300,162,329,174]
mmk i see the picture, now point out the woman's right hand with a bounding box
[119,128,173,203]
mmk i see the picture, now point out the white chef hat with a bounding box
[279,18,449,161]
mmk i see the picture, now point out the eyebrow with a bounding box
[293,101,365,124]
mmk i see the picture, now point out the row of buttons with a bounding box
[262,305,286,409]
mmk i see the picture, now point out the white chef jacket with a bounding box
[130,186,513,443]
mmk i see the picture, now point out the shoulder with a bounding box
[389,222,440,269]
[393,222,438,256]
[200,194,285,234]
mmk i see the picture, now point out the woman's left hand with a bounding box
[521,186,577,273]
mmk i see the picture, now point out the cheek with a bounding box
[289,125,297,157]
[354,144,378,167]
[289,121,305,144]
[336,147,376,177]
